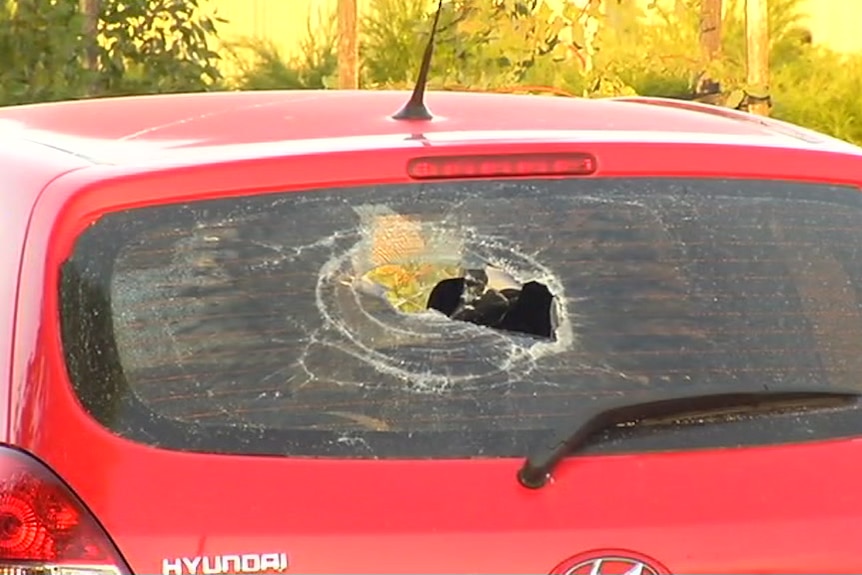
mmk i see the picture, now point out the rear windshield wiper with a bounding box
[518,385,861,489]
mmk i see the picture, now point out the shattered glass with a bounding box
[60,177,862,457]
[348,204,464,314]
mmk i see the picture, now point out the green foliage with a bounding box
[3,0,861,148]
[589,0,832,103]
[0,0,87,105]
[360,0,434,87]
[582,0,862,145]
[0,0,224,107]
[590,0,699,97]
[361,0,585,91]
[225,6,337,91]
[226,40,325,90]
[720,0,810,70]
[439,0,571,88]
[96,0,224,96]
[770,49,862,145]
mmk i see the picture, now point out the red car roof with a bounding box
[1,90,858,171]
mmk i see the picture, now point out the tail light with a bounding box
[0,446,130,575]
[406,152,598,180]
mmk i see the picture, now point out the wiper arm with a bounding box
[517,385,861,489]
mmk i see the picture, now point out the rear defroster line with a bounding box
[517,384,862,489]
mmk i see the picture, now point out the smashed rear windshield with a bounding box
[60,178,862,458]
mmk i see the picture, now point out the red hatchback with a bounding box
[3,85,862,575]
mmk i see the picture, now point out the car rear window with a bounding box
[59,177,862,458]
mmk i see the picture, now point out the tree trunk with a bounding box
[337,0,359,89]
[745,0,770,116]
[79,0,101,95]
[700,0,722,61]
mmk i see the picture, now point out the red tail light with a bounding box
[406,152,597,180]
[0,446,129,575]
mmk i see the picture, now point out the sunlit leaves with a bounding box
[361,0,589,90]
[364,263,462,314]
[0,0,223,106]
[0,0,87,105]
[97,0,224,95]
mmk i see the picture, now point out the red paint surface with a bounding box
[2,90,862,574]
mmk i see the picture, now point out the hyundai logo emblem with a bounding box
[550,550,670,575]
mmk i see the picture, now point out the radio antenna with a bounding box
[392,0,444,121]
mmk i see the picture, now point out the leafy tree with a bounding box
[0,0,224,107]
[96,0,224,96]
[226,7,338,91]
[0,0,86,105]
[360,0,584,91]
[446,0,573,88]
[360,0,435,87]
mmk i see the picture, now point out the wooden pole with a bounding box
[79,0,101,96]
[694,0,722,101]
[337,0,359,89]
[700,0,722,61]
[745,0,770,116]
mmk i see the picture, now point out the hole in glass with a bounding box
[426,267,558,341]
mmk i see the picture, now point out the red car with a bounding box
[3,80,862,574]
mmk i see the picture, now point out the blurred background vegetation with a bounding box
[1,0,861,145]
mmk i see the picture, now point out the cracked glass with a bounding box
[59,177,862,458]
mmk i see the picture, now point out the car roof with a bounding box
[1,89,860,169]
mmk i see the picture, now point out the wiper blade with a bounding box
[517,385,861,489]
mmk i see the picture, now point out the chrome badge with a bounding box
[551,550,670,575]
